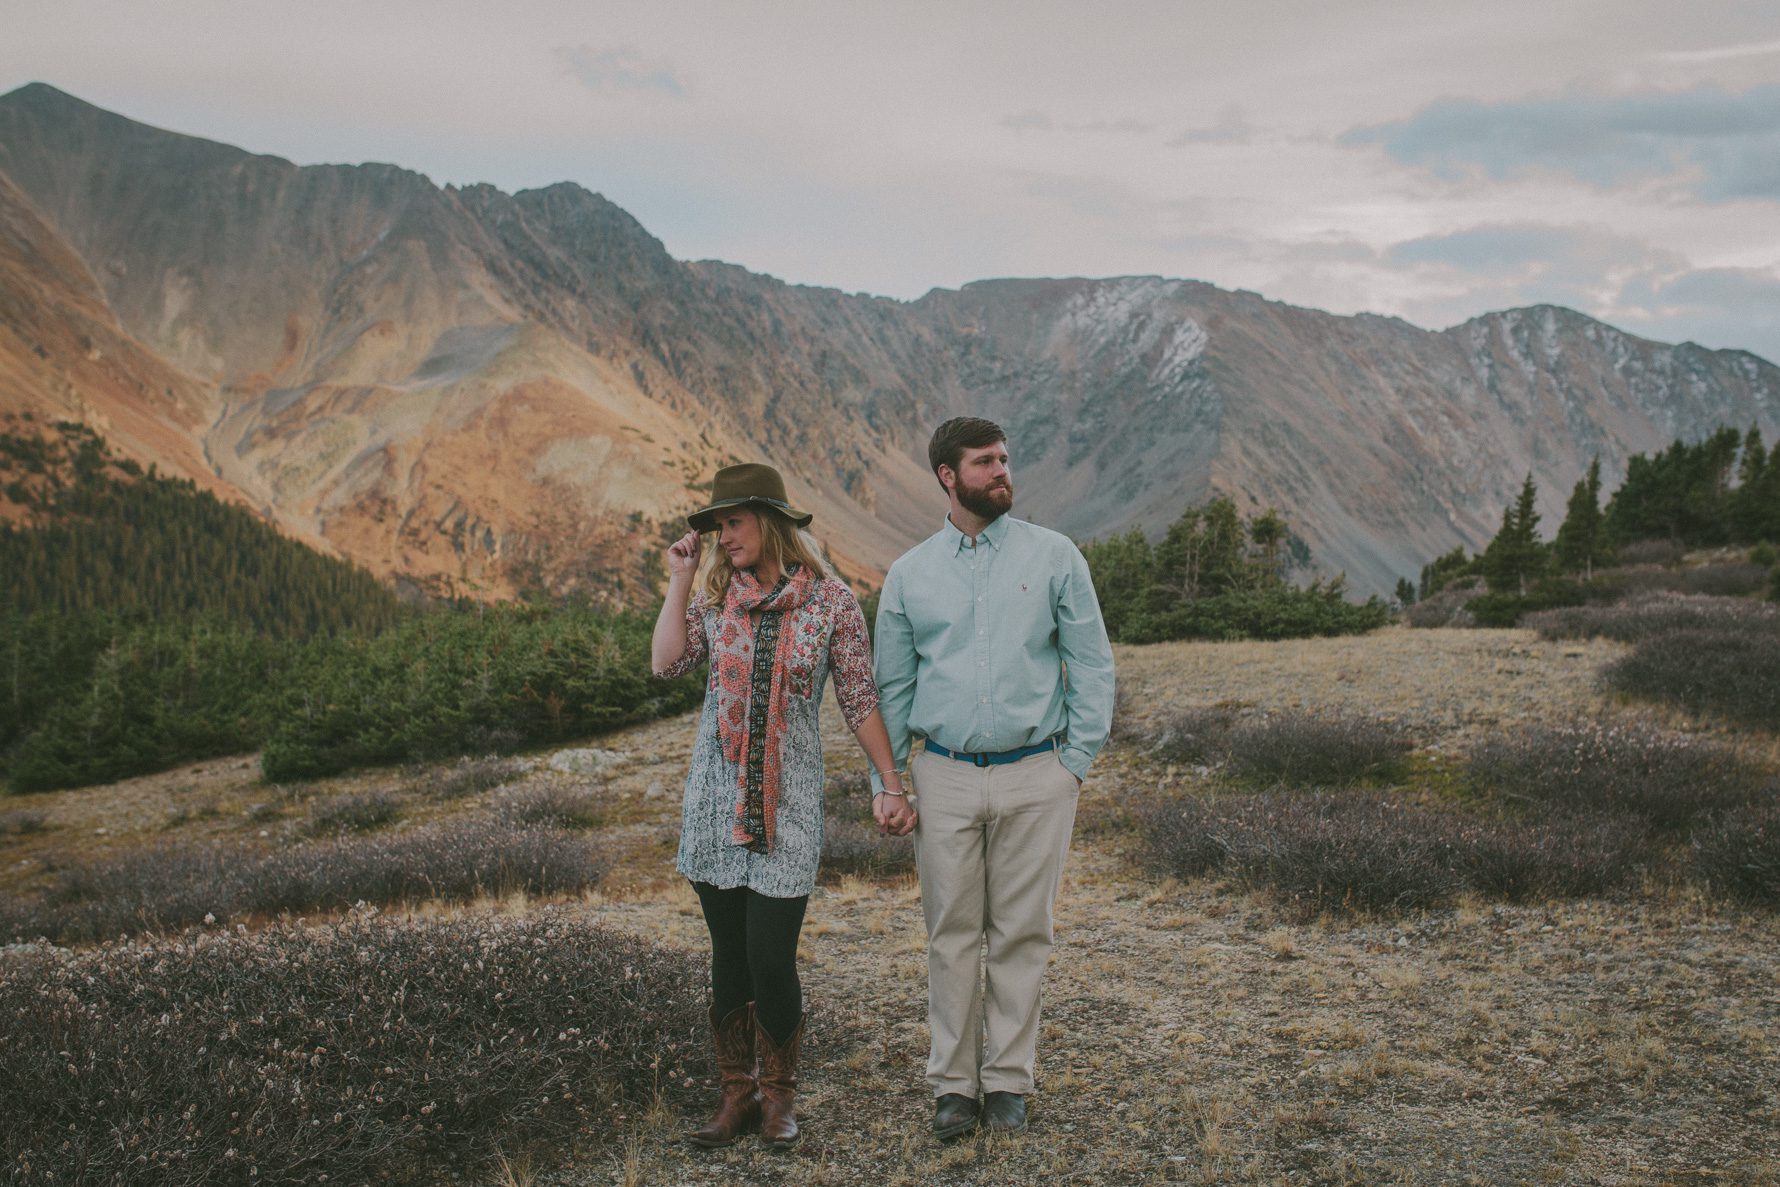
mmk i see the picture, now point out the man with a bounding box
[873,416,1115,1140]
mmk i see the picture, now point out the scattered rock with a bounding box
[548,748,628,776]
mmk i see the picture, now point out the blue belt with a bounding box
[924,738,1059,768]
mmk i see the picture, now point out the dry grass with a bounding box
[3,625,1778,1185]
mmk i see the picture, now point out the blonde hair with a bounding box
[698,507,829,606]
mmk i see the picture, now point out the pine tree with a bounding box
[1419,545,1472,599]
[1249,508,1287,581]
[1553,457,1606,580]
[1731,425,1769,543]
[1482,473,1545,595]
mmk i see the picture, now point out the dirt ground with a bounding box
[5,625,1778,1185]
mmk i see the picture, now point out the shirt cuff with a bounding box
[1059,744,1091,784]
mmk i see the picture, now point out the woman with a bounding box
[651,462,916,1151]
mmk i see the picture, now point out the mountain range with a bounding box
[2,81,1776,600]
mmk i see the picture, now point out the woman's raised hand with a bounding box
[666,531,701,580]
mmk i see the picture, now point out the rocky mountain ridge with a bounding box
[1,81,1775,598]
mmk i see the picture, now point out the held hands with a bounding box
[873,788,917,837]
[666,531,701,580]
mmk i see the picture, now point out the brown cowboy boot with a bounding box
[686,1003,760,1148]
[754,1013,804,1150]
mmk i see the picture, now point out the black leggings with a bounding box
[690,881,809,1045]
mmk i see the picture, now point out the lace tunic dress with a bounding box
[658,575,879,897]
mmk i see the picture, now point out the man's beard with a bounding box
[957,477,1014,521]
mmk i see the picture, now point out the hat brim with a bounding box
[687,496,814,534]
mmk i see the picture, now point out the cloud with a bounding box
[1625,266,1780,309]
[1374,221,1780,361]
[1168,104,1255,146]
[1001,109,1053,131]
[1387,223,1679,281]
[1610,265,1780,357]
[1649,38,1780,65]
[555,44,683,98]
[1342,84,1780,201]
[1000,110,1152,136]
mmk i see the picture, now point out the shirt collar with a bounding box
[943,513,1010,555]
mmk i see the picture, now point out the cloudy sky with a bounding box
[8,0,1780,360]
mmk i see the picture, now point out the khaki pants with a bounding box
[912,745,1079,1097]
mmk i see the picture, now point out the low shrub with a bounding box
[494,784,602,829]
[0,910,705,1185]
[1140,791,1646,914]
[1109,679,1141,742]
[0,820,605,944]
[303,789,400,835]
[1465,721,1768,830]
[1271,805,1456,911]
[410,754,527,800]
[819,768,915,880]
[1693,805,1780,907]
[1141,792,1461,914]
[163,797,222,829]
[823,767,874,813]
[1605,629,1780,733]
[1576,562,1768,602]
[1145,705,1241,766]
[1524,593,1780,645]
[1404,579,1481,629]
[1751,542,1778,568]
[1450,813,1649,902]
[1580,565,1758,605]
[1463,580,1585,628]
[820,817,916,881]
[1222,712,1415,787]
[0,808,47,835]
[245,799,283,823]
[1674,562,1771,598]
[1617,538,1685,567]
[1123,586,1390,644]
[1575,564,1677,603]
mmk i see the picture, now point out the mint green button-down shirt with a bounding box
[872,514,1115,789]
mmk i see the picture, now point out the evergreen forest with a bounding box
[1081,497,1390,643]
[1,420,702,793]
[1413,425,1780,623]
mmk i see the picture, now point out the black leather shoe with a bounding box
[982,1091,1027,1134]
[932,1093,979,1141]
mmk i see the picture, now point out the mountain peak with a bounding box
[0,81,93,111]
[2,85,1777,602]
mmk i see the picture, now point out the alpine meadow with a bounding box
[4,57,1780,1187]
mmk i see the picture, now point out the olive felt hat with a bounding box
[687,463,814,533]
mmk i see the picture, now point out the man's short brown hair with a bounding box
[927,417,1006,491]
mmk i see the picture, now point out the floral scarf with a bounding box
[712,564,814,853]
